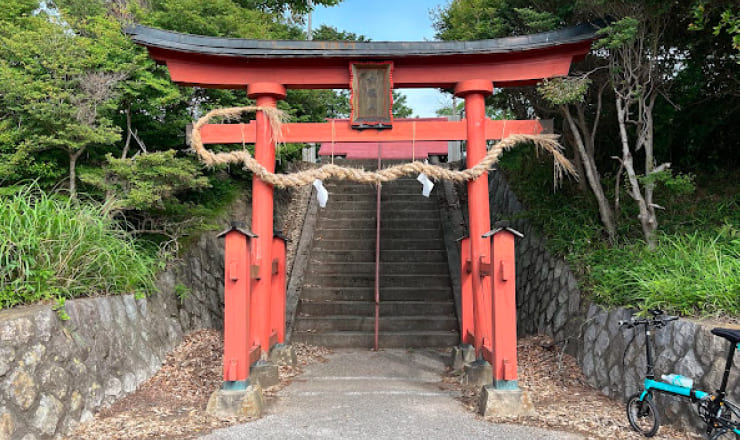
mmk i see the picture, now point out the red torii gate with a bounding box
[129,23,596,401]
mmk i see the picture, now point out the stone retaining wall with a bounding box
[0,237,226,440]
[0,291,185,440]
[440,165,739,433]
[582,305,740,430]
[0,185,310,440]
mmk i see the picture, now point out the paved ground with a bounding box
[202,348,584,440]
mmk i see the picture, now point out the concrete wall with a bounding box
[439,166,739,433]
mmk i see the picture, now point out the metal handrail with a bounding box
[374,145,382,351]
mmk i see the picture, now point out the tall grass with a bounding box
[586,228,740,316]
[0,186,157,309]
[499,149,740,317]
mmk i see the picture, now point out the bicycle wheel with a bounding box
[710,400,740,440]
[710,428,739,439]
[627,392,660,437]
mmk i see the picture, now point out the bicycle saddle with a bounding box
[711,327,740,344]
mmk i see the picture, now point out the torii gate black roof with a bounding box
[126,23,602,59]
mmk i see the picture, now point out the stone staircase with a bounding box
[292,160,459,348]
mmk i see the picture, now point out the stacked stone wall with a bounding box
[0,185,310,439]
[0,291,184,439]
[0,229,228,440]
[439,166,739,433]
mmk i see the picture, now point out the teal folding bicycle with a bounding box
[620,309,740,438]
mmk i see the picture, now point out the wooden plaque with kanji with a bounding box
[350,62,393,129]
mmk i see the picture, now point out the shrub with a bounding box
[586,227,740,316]
[0,185,157,309]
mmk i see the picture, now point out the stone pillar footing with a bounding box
[449,344,476,371]
[463,360,492,387]
[250,361,280,388]
[269,344,297,367]
[478,385,535,417]
[206,385,264,418]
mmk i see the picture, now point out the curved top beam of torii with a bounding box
[126,23,599,89]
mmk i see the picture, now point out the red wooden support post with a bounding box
[459,237,474,345]
[248,83,287,355]
[484,223,524,390]
[271,232,288,345]
[455,80,494,357]
[218,222,256,390]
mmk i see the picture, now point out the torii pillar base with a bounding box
[463,360,493,387]
[269,343,297,367]
[479,385,535,418]
[249,361,280,388]
[206,384,264,419]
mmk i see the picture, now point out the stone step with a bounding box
[291,330,460,348]
[308,249,447,263]
[379,193,440,201]
[304,273,451,288]
[311,239,445,252]
[323,184,377,194]
[293,315,458,332]
[297,300,455,316]
[381,187,438,196]
[318,218,441,230]
[307,262,450,275]
[380,201,438,211]
[325,193,378,202]
[320,193,441,205]
[318,209,436,219]
[300,286,452,302]
[314,228,441,240]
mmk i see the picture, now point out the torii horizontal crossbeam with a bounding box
[197,119,551,144]
[126,24,598,89]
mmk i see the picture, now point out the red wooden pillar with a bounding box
[455,80,494,357]
[459,236,474,345]
[270,232,288,345]
[247,82,287,354]
[484,223,523,389]
[218,222,256,390]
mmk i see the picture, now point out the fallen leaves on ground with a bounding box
[70,331,702,439]
[442,335,702,440]
[67,330,330,440]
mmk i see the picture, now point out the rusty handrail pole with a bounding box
[374,144,382,351]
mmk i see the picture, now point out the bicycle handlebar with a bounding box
[619,313,678,329]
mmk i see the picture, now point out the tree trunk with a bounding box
[615,97,656,249]
[69,149,85,201]
[562,105,617,243]
[562,116,588,193]
[122,104,132,159]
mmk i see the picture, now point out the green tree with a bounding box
[297,25,414,119]
[0,7,127,198]
[433,0,739,248]
[691,1,740,60]
[392,92,414,118]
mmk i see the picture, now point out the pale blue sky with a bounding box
[312,0,452,117]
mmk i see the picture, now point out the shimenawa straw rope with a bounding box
[190,106,577,188]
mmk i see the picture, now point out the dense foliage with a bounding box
[500,148,740,317]
[435,0,740,317]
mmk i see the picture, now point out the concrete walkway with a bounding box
[202,349,584,440]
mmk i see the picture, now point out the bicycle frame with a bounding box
[636,317,710,402]
[639,379,708,401]
[634,317,740,436]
